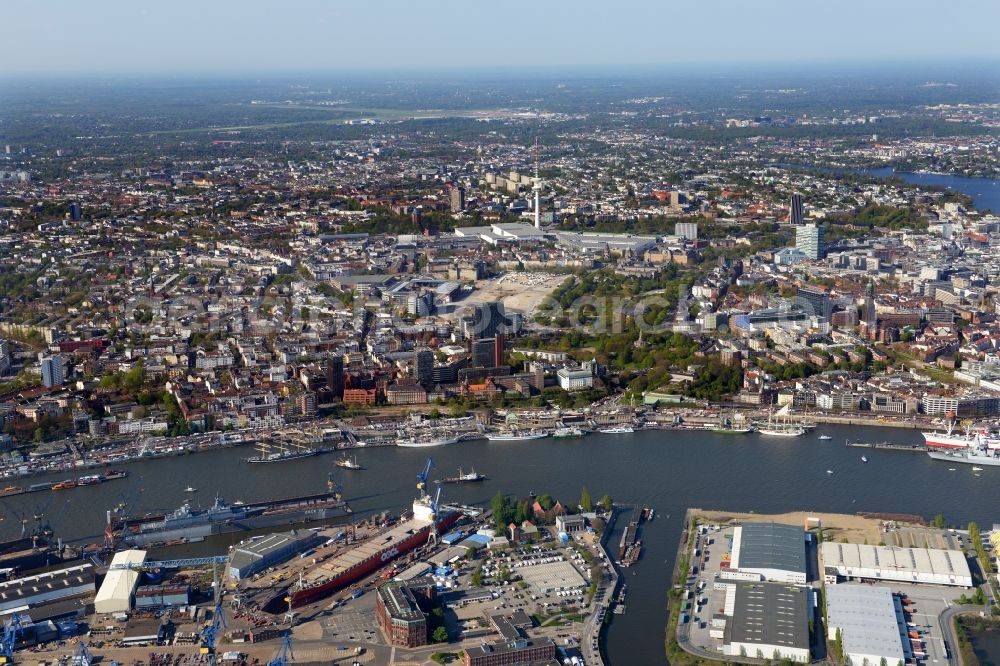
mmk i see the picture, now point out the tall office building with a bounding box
[796,286,832,319]
[470,335,504,368]
[789,193,804,226]
[40,355,65,388]
[795,223,825,260]
[69,201,82,221]
[414,349,434,390]
[0,339,10,375]
[325,355,345,399]
[449,185,465,213]
[462,301,509,339]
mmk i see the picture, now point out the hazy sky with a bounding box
[6,0,999,75]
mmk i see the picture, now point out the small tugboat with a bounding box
[335,456,364,470]
[438,467,486,484]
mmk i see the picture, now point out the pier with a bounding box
[846,440,926,453]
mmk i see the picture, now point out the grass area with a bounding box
[540,612,587,627]
[431,652,461,665]
[892,349,956,384]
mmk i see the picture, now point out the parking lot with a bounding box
[447,537,599,627]
[886,525,964,551]
[681,523,732,654]
[893,584,956,664]
[320,593,383,645]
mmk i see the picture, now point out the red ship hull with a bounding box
[285,511,461,608]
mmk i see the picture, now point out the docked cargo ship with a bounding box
[118,486,351,547]
[265,492,461,611]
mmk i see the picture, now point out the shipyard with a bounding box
[3,8,1000,663]
[0,453,631,666]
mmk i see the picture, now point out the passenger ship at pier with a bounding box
[921,420,998,450]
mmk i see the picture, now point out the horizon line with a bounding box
[3,57,1000,81]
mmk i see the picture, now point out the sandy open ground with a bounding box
[690,509,911,545]
[461,272,571,317]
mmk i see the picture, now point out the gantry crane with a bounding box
[266,632,294,666]
[0,613,24,664]
[416,457,434,494]
[71,640,91,666]
[199,567,227,666]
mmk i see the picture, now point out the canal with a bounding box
[2,424,997,665]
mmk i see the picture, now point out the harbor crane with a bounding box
[109,555,229,572]
[0,613,24,664]
[416,457,434,493]
[431,485,443,516]
[71,640,91,666]
[427,485,444,546]
[199,586,227,666]
[326,472,342,502]
[266,632,294,666]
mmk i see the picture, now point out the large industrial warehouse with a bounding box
[721,582,811,663]
[95,550,147,614]
[821,542,972,587]
[228,530,325,581]
[730,522,808,584]
[826,584,911,666]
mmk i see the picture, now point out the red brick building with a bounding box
[375,580,428,648]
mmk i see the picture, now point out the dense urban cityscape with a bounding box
[3,2,1000,665]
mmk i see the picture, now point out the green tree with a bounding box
[432,626,448,643]
[491,492,515,531]
[932,514,946,529]
[580,487,593,513]
[599,495,614,512]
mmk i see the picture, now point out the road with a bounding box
[939,604,984,666]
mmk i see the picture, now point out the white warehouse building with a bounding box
[94,549,147,614]
[730,522,808,584]
[826,584,911,666]
[821,542,972,587]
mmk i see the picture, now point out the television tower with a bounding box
[533,138,542,229]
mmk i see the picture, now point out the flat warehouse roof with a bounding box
[821,542,972,582]
[735,523,806,574]
[826,584,907,663]
[725,582,810,651]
